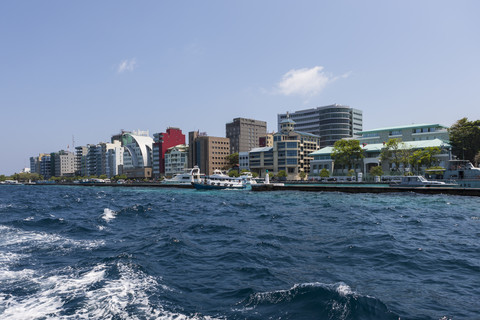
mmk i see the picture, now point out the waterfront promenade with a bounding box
[27,181,480,197]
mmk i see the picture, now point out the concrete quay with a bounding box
[252,184,480,197]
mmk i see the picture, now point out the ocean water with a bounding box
[0,185,478,320]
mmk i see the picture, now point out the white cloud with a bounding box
[117,58,137,73]
[276,66,348,97]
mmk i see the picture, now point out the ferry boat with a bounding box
[192,170,246,190]
[442,160,480,188]
[390,176,457,188]
[161,166,204,185]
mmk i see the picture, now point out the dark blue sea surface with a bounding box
[0,185,478,319]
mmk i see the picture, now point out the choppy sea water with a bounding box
[0,185,478,320]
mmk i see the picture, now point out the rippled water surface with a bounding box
[0,185,478,319]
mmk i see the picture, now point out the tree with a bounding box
[380,138,405,172]
[228,170,240,177]
[319,168,330,178]
[225,153,239,169]
[331,140,364,172]
[449,118,480,162]
[277,170,287,180]
[299,171,307,180]
[409,147,441,174]
[369,165,384,177]
[475,151,480,167]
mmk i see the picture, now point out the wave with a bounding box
[102,208,117,222]
[236,282,399,320]
[0,262,218,320]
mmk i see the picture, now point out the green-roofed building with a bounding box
[309,138,452,178]
[358,123,449,145]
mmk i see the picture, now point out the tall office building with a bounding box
[277,104,363,147]
[226,118,267,154]
[188,131,230,175]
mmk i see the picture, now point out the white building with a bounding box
[164,144,188,178]
[121,131,154,178]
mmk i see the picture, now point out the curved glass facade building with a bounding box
[277,104,363,147]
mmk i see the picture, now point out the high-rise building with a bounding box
[121,130,154,178]
[249,116,321,180]
[188,131,230,175]
[30,153,51,178]
[75,146,88,176]
[277,104,363,147]
[152,128,185,178]
[226,118,267,154]
[53,151,75,177]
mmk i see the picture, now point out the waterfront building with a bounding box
[249,116,321,180]
[239,152,249,171]
[75,146,88,176]
[53,151,75,177]
[188,131,230,176]
[152,128,186,178]
[164,144,189,178]
[310,139,451,177]
[75,141,123,178]
[226,118,267,154]
[277,104,363,147]
[358,123,449,145]
[121,130,154,178]
[106,144,124,178]
[30,153,51,178]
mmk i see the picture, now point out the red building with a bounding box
[153,128,185,177]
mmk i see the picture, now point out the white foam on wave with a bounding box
[102,208,117,222]
[0,225,104,251]
[1,262,212,320]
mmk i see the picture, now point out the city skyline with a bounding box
[2,1,479,175]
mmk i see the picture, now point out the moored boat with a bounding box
[161,166,204,185]
[390,175,457,188]
[192,170,246,190]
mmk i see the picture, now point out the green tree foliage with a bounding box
[10,172,43,182]
[449,118,480,162]
[319,168,330,178]
[0,175,6,182]
[299,171,307,180]
[369,165,384,177]
[408,147,441,174]
[228,170,240,177]
[225,153,239,169]
[331,140,364,171]
[475,151,480,167]
[277,170,287,178]
[380,138,404,171]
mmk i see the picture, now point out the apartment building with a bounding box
[188,131,230,175]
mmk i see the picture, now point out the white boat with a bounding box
[239,172,257,185]
[192,170,246,190]
[390,176,457,188]
[161,166,204,185]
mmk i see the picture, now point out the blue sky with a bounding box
[1,1,479,175]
